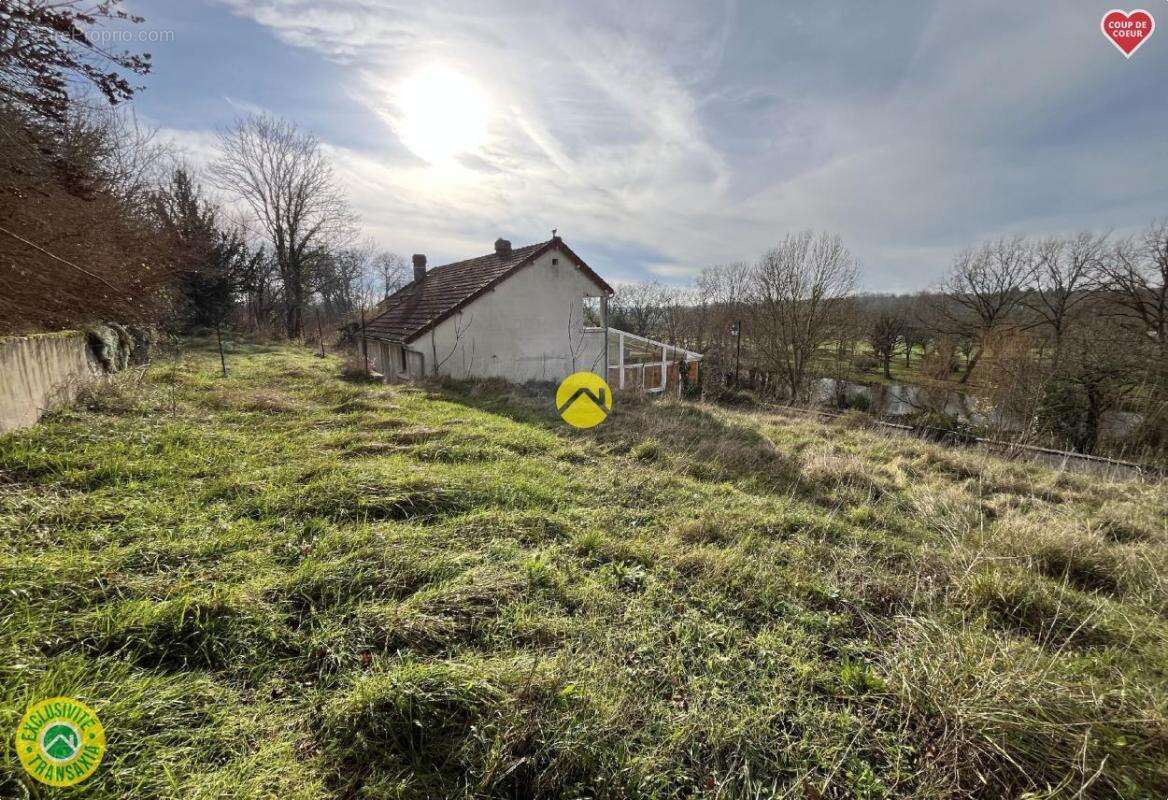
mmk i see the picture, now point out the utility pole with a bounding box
[360,305,369,377]
[601,294,610,384]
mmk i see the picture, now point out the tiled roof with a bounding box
[364,238,611,344]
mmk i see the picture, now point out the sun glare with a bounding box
[394,65,489,164]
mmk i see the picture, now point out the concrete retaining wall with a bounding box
[0,332,100,434]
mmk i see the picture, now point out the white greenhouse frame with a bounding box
[586,327,702,396]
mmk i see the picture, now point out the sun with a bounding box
[393,65,489,164]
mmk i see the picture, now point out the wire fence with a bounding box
[761,401,1163,479]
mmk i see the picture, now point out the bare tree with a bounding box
[1102,220,1168,383]
[315,245,375,321]
[826,300,863,406]
[694,261,751,388]
[237,247,278,333]
[902,319,930,370]
[659,285,690,346]
[1035,313,1145,453]
[1025,231,1107,372]
[981,328,1045,441]
[866,311,906,380]
[0,0,151,123]
[698,262,753,313]
[0,98,173,333]
[432,311,473,374]
[47,100,169,209]
[210,114,355,339]
[565,296,591,372]
[750,230,857,402]
[372,251,408,303]
[933,236,1031,383]
[683,278,715,355]
[609,281,667,338]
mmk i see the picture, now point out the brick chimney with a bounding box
[412,254,426,282]
[494,238,512,257]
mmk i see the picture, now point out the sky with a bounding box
[113,1,1168,290]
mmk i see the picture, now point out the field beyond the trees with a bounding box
[1,342,1166,799]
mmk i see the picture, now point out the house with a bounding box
[362,236,701,391]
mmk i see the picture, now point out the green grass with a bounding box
[1,340,1167,799]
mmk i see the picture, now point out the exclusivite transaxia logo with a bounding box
[14,697,106,787]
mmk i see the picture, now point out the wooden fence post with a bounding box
[215,321,227,377]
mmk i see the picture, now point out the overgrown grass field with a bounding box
[2,342,1166,799]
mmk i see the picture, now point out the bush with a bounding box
[839,391,872,413]
[72,373,152,415]
[1116,407,1168,460]
[854,355,879,373]
[678,360,701,400]
[710,387,758,407]
[1034,379,1091,451]
[910,411,979,445]
[339,354,379,383]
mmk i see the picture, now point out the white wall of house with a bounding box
[416,247,607,383]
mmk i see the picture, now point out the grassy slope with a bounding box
[1,342,1166,800]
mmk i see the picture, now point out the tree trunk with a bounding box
[958,348,981,384]
[1049,329,1063,377]
[883,354,892,380]
[285,284,304,340]
[1082,387,1102,454]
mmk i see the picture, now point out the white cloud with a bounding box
[155,127,220,169]
[198,0,1168,287]
[646,262,702,280]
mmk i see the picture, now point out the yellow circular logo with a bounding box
[556,371,613,429]
[15,697,105,787]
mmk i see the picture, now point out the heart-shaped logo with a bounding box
[1101,9,1155,57]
